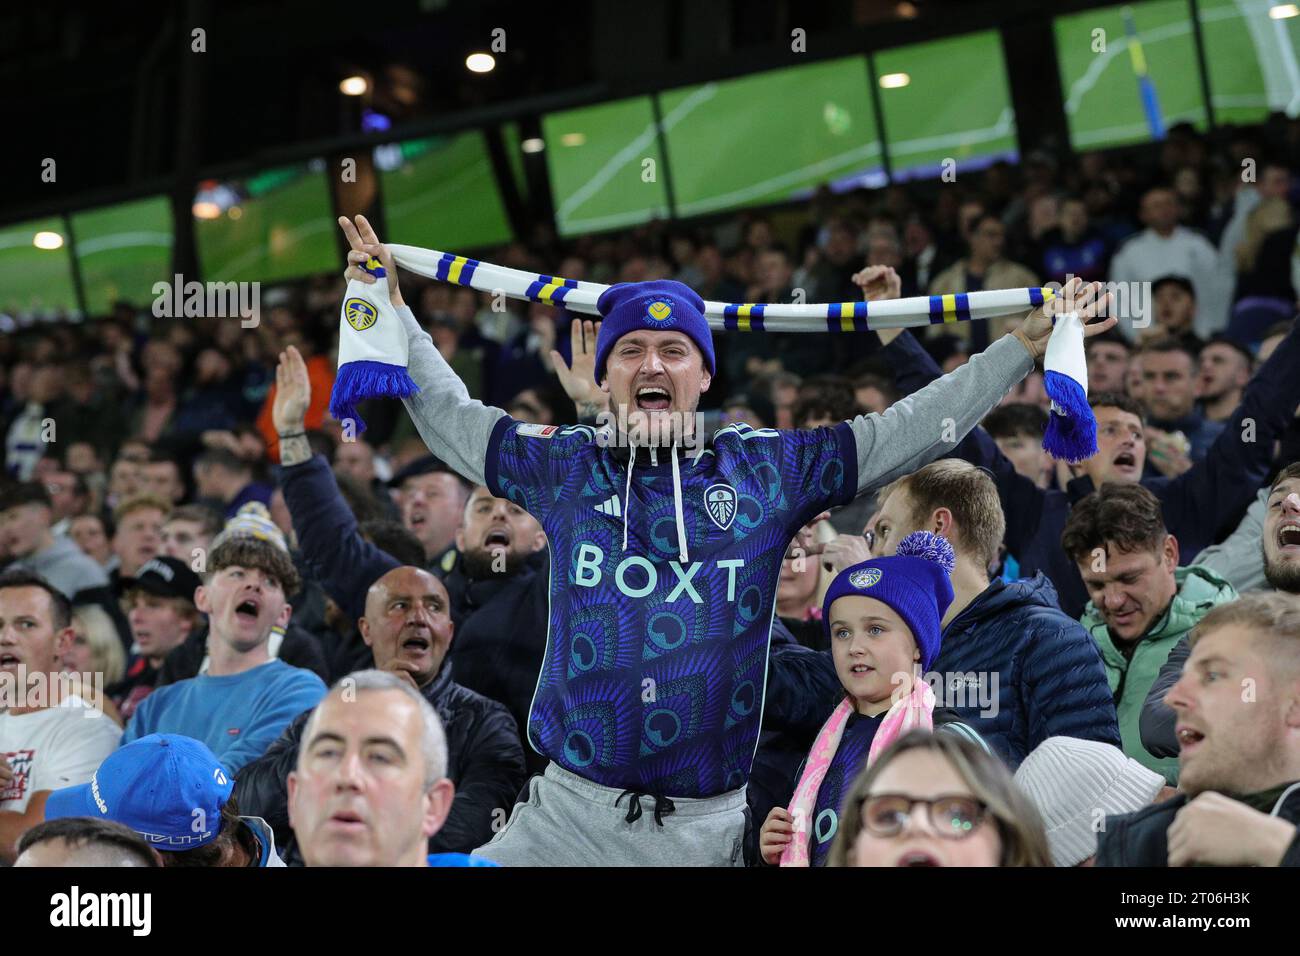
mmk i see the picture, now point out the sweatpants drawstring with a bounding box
[616,790,677,827]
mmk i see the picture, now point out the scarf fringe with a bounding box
[1043,368,1097,463]
[328,359,420,433]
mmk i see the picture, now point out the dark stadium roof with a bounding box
[7,0,1126,218]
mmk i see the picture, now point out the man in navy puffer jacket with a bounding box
[843,458,1121,768]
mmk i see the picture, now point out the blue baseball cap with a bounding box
[44,734,233,851]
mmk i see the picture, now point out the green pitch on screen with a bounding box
[1055,0,1207,150]
[195,163,337,285]
[874,31,1019,177]
[1198,0,1300,125]
[0,217,78,316]
[544,96,669,236]
[71,196,174,314]
[660,57,883,217]
[501,121,531,204]
[382,131,514,250]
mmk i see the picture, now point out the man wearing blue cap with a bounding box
[44,733,285,866]
[338,215,1114,866]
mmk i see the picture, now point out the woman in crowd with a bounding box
[65,604,126,725]
[828,730,1052,867]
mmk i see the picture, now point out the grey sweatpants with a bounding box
[471,763,749,867]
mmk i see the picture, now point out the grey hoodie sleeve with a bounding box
[1192,488,1268,594]
[849,333,1034,493]
[396,304,506,486]
[1140,634,1190,759]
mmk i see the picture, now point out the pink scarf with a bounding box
[779,675,936,867]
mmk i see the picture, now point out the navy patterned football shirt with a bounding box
[485,418,857,798]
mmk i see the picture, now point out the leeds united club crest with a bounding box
[344,297,378,332]
[849,567,882,589]
[704,483,737,531]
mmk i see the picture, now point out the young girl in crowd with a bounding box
[759,531,988,866]
[827,730,1051,867]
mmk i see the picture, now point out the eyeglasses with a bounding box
[858,793,990,840]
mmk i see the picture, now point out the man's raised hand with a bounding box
[783,511,831,560]
[1015,276,1116,361]
[551,319,608,418]
[338,214,404,306]
[852,265,903,346]
[819,533,873,574]
[853,264,901,303]
[273,345,311,436]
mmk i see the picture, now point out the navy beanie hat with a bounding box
[821,531,957,671]
[594,280,716,382]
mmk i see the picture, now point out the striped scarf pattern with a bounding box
[331,244,1097,461]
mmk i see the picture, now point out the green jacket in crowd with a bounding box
[1080,565,1237,784]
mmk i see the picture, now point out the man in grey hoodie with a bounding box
[336,215,1117,867]
[1,482,108,600]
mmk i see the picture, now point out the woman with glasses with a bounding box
[828,730,1051,867]
[760,531,990,866]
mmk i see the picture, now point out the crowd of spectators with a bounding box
[3,114,1300,867]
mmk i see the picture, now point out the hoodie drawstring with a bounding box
[620,444,689,563]
[621,447,635,552]
[670,449,689,563]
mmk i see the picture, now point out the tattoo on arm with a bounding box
[278,433,313,467]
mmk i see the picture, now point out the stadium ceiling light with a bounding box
[879,72,910,89]
[192,201,222,220]
[1269,3,1299,18]
[340,75,369,96]
[895,1,918,18]
[466,52,496,73]
[561,132,586,147]
[32,231,63,250]
[521,137,545,153]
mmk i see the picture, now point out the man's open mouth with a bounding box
[1177,725,1205,750]
[849,664,875,676]
[484,528,510,549]
[0,653,20,667]
[635,386,671,412]
[1113,452,1137,469]
[1278,523,1300,550]
[402,632,431,651]
[235,599,261,620]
